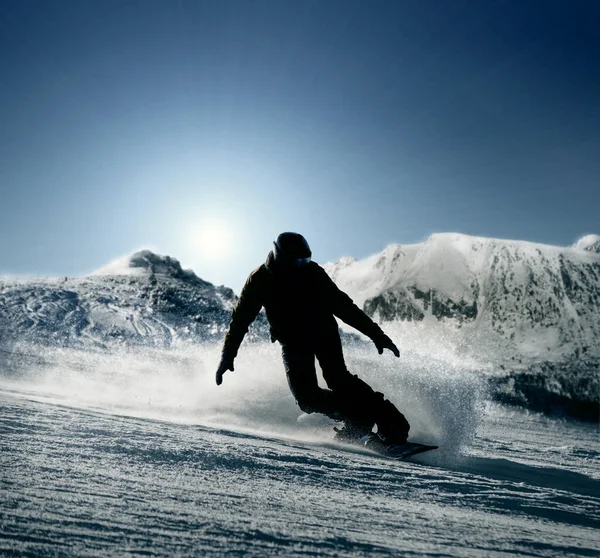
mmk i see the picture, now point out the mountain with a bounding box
[325,233,600,359]
[1,236,598,420]
[0,250,245,349]
[324,233,600,420]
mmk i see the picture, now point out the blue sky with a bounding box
[1,0,598,290]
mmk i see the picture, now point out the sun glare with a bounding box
[191,219,233,261]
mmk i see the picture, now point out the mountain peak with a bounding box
[91,250,206,285]
[574,234,600,253]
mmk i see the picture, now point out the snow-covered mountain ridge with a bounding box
[324,233,600,420]
[0,251,241,349]
[325,233,599,357]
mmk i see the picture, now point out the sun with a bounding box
[191,219,234,261]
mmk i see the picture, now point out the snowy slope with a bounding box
[2,389,599,557]
[3,244,598,557]
[0,250,243,349]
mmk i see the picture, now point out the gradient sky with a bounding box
[1,0,599,290]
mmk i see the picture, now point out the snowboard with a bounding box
[360,433,438,460]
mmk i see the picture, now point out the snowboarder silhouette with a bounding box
[216,232,410,444]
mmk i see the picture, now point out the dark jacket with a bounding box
[221,251,385,359]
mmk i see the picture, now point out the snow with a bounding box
[322,233,600,421]
[1,237,598,418]
[92,249,194,278]
[0,251,240,349]
[325,243,422,307]
[324,232,600,363]
[1,344,598,556]
[1,237,599,555]
[326,232,595,306]
[91,253,150,276]
[574,234,600,253]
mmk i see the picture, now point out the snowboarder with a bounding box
[215,232,410,445]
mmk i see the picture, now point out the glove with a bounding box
[215,354,235,386]
[373,333,400,358]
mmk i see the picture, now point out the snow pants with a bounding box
[281,334,410,439]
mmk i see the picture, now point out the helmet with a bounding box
[273,232,312,267]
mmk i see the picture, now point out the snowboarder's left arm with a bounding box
[317,266,399,357]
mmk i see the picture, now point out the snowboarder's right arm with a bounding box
[217,269,264,385]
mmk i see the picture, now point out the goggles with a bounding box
[292,257,311,267]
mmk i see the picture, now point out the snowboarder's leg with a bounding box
[315,334,410,443]
[281,344,344,421]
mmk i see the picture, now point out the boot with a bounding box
[374,399,410,445]
[333,419,374,443]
